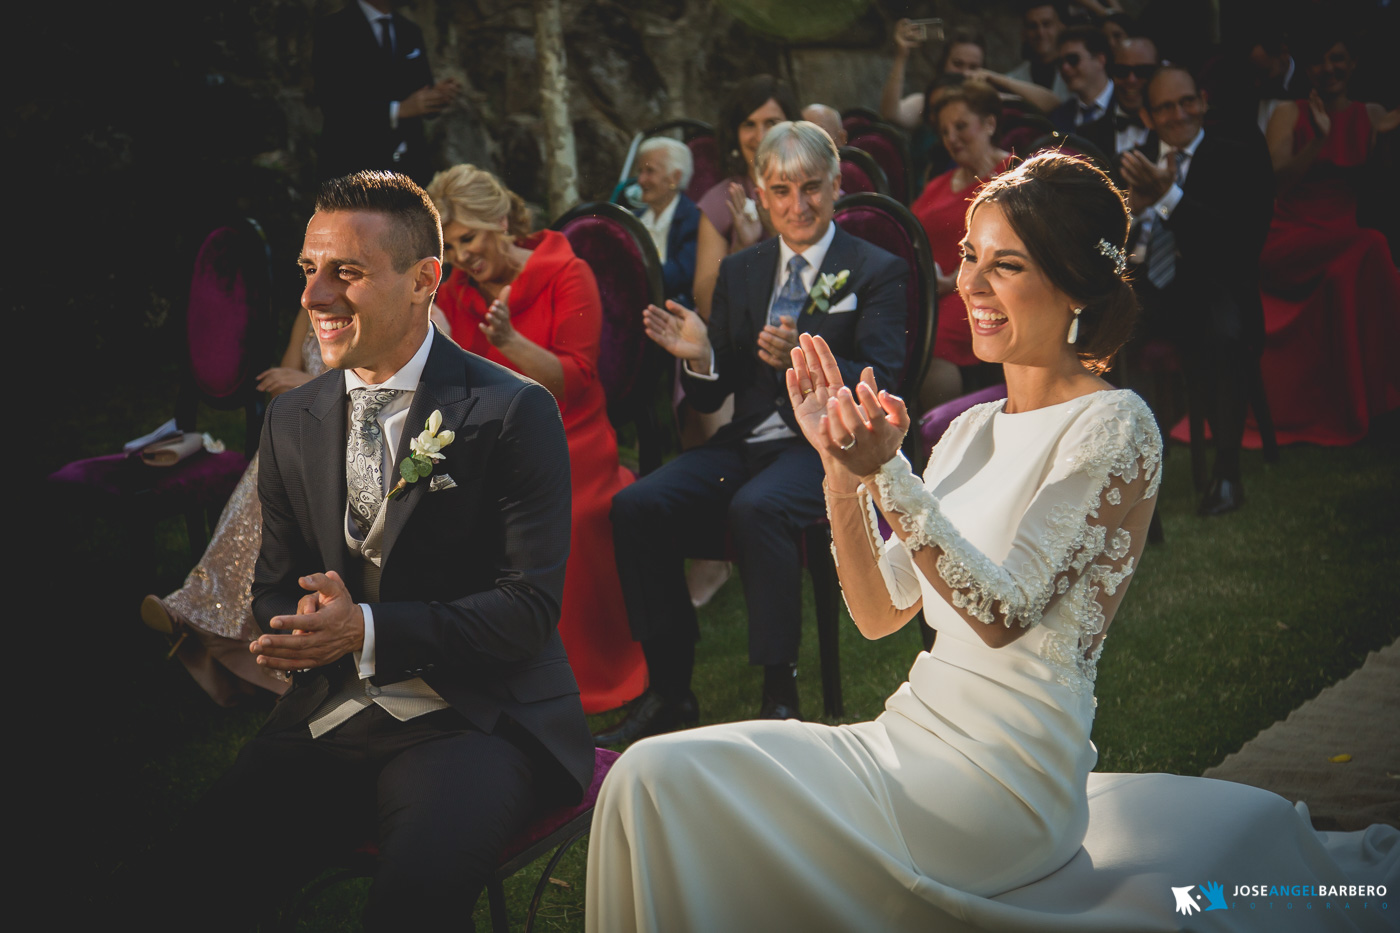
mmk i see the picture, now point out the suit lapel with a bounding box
[304,370,352,579]
[378,333,477,569]
[799,227,859,336]
[743,238,781,341]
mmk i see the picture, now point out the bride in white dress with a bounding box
[586,153,1397,932]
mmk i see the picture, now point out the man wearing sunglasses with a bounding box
[1108,36,1160,157]
[1048,26,1117,161]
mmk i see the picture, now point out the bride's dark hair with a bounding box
[967,152,1138,374]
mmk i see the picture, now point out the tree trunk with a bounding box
[534,0,578,218]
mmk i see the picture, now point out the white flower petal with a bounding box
[427,410,442,435]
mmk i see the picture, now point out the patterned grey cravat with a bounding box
[347,387,402,537]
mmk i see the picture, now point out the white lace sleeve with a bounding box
[871,395,1163,633]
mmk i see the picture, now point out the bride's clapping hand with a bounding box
[787,334,909,477]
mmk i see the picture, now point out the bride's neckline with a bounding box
[995,387,1125,418]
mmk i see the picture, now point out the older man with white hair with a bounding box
[598,121,907,741]
[633,135,702,306]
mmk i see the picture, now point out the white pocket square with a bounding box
[829,294,858,313]
[429,474,457,492]
[405,47,423,59]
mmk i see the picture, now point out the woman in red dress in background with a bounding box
[1258,35,1400,447]
[909,80,1015,412]
[427,164,647,714]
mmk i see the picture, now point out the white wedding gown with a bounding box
[586,390,1398,932]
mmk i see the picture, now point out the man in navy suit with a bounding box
[314,1,460,185]
[598,122,907,741]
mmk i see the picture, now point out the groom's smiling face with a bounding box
[299,209,428,384]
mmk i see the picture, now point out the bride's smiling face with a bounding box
[957,202,1077,368]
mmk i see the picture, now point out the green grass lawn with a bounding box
[46,381,1397,929]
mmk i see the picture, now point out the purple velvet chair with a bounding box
[838,145,890,197]
[48,219,271,576]
[919,383,1009,463]
[550,201,669,474]
[846,123,913,204]
[839,106,884,139]
[281,747,621,933]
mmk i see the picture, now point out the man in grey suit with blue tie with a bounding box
[597,122,907,742]
[150,171,592,930]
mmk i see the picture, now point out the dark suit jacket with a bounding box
[251,330,594,801]
[314,4,435,184]
[1134,128,1275,346]
[635,194,701,308]
[684,226,907,445]
[1050,97,1117,166]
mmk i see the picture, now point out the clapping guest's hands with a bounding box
[1306,90,1332,137]
[480,285,517,349]
[726,182,764,249]
[1120,149,1176,216]
[758,315,798,371]
[644,300,712,371]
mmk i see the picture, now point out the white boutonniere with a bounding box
[387,409,455,500]
[803,269,851,315]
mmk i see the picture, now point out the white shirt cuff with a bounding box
[1154,183,1184,220]
[683,348,719,381]
[389,101,400,130]
[356,603,376,679]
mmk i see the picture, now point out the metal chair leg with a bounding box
[487,877,510,933]
[523,830,590,933]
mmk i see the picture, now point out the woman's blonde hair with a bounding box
[425,164,532,239]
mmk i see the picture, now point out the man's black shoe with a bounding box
[593,690,699,746]
[758,695,802,721]
[1198,477,1244,516]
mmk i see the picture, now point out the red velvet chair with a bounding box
[280,747,620,933]
[998,112,1057,159]
[640,118,720,203]
[550,201,670,474]
[838,145,890,197]
[846,123,914,204]
[839,106,885,139]
[47,219,272,581]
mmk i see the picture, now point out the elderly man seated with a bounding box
[596,121,907,742]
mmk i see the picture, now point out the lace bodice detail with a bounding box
[862,390,1162,696]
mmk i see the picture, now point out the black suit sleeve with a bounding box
[251,393,314,631]
[370,382,573,674]
[681,256,744,414]
[1164,136,1275,280]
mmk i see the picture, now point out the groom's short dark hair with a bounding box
[315,171,443,272]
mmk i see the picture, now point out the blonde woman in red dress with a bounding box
[427,164,646,714]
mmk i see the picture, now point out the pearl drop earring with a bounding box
[1067,307,1083,344]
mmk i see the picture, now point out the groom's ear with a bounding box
[410,256,442,303]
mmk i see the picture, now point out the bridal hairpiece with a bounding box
[1097,238,1127,276]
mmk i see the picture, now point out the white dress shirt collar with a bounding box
[774,219,837,298]
[344,324,435,395]
[1078,79,1115,123]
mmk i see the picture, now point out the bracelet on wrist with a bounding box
[823,480,862,500]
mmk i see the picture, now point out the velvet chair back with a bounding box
[838,146,890,197]
[833,193,937,466]
[846,123,912,204]
[1026,132,1114,176]
[550,202,668,471]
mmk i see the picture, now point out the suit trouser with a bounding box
[151,705,538,932]
[610,436,826,672]
[1133,280,1250,481]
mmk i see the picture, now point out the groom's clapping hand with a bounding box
[250,570,365,670]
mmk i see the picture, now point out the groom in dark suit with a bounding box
[154,171,592,930]
[597,121,907,742]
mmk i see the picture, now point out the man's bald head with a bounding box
[801,104,847,148]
